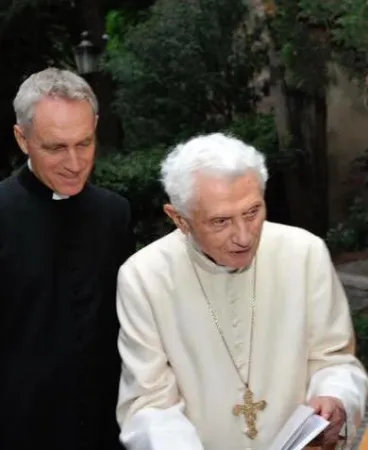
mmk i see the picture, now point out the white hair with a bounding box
[160,132,269,215]
[13,67,98,128]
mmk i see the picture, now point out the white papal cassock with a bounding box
[116,221,368,450]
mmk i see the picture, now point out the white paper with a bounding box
[269,405,329,450]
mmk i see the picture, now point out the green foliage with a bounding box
[326,149,368,254]
[268,0,330,91]
[332,1,368,51]
[226,114,278,155]
[105,9,135,53]
[104,0,267,149]
[326,198,368,254]
[92,146,173,247]
[268,0,368,91]
[226,113,299,171]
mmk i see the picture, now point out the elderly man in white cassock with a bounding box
[116,133,367,450]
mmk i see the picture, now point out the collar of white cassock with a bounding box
[27,159,70,201]
[185,233,253,275]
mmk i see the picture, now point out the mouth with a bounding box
[230,249,251,256]
[60,174,80,182]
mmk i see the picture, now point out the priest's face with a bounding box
[166,171,266,269]
[14,96,97,196]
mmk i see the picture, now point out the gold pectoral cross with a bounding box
[233,385,267,439]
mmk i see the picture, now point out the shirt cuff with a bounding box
[120,401,204,450]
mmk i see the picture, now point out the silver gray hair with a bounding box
[160,132,269,215]
[13,67,98,128]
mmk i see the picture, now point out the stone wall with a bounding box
[337,260,368,312]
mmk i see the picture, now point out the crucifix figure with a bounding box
[233,385,267,439]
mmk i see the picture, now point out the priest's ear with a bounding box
[13,125,29,155]
[163,204,190,234]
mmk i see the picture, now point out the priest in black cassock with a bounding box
[0,68,134,450]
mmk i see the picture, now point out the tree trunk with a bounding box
[268,42,306,228]
[268,39,329,237]
[287,87,329,236]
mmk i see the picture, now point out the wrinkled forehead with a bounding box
[190,171,264,215]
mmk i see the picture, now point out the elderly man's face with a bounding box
[166,171,266,269]
[14,96,97,196]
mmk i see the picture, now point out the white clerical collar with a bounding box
[27,159,70,200]
[186,233,249,274]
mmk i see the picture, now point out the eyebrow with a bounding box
[41,142,66,149]
[77,136,94,145]
[209,203,262,218]
[247,203,261,211]
[210,215,232,220]
[41,135,94,149]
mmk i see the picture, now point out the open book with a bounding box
[268,404,330,450]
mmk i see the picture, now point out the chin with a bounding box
[229,262,249,270]
[228,254,254,270]
[58,184,84,196]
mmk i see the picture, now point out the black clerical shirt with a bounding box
[0,165,134,450]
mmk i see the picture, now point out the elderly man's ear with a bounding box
[14,125,29,155]
[163,204,190,235]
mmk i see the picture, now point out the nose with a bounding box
[65,149,81,173]
[232,221,251,247]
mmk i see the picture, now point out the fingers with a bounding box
[308,396,334,419]
[307,396,346,446]
[320,401,335,420]
[323,407,346,446]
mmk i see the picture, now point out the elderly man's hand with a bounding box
[308,396,346,446]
